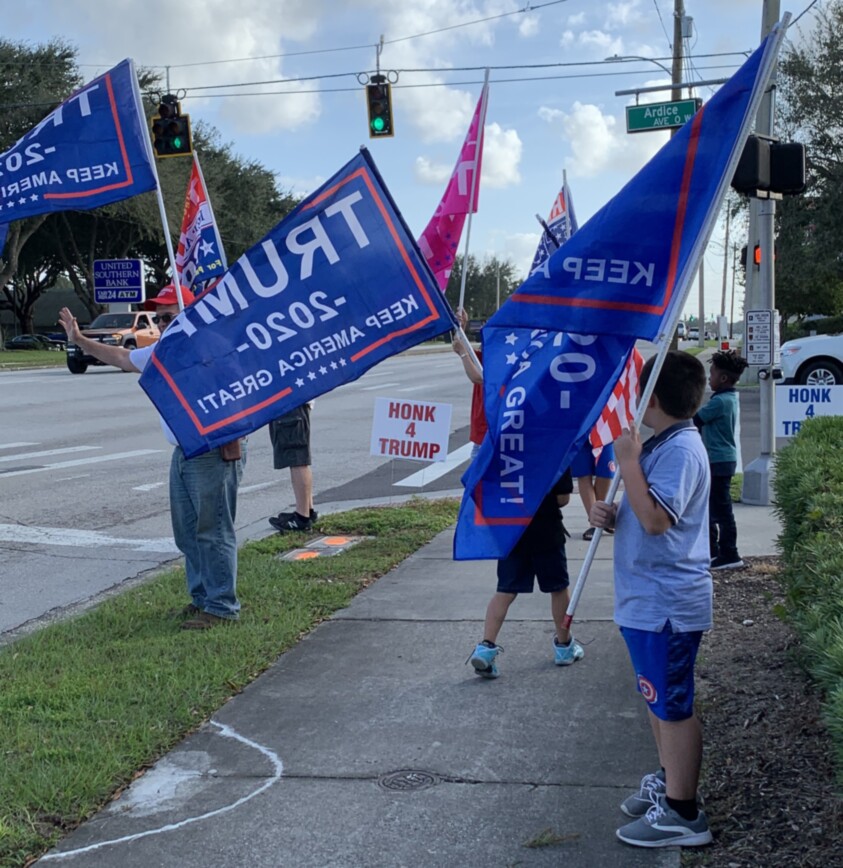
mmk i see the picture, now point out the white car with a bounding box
[779,333,843,385]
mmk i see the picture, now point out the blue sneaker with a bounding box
[469,642,501,678]
[553,636,584,666]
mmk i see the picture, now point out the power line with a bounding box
[180,52,749,95]
[651,0,673,52]
[180,63,743,101]
[166,0,571,70]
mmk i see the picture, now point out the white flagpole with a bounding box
[456,69,490,314]
[562,17,790,629]
[129,61,186,312]
[193,152,228,270]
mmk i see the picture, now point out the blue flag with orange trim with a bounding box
[0,59,156,221]
[455,35,774,560]
[139,149,456,458]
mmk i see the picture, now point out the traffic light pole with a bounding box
[741,0,780,507]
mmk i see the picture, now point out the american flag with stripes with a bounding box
[590,345,644,452]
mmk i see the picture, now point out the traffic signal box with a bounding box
[151,95,193,158]
[366,78,394,139]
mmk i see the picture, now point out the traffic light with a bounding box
[366,78,394,138]
[150,95,193,158]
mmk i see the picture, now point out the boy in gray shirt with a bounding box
[591,350,713,848]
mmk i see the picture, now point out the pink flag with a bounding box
[418,83,488,291]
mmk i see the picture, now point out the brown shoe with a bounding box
[180,611,237,630]
[169,603,201,619]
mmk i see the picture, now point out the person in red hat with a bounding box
[58,282,245,630]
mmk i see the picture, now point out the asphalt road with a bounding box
[0,341,769,640]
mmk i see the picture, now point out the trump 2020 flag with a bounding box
[530,176,578,273]
[417,82,488,290]
[139,149,457,458]
[492,34,779,344]
[176,155,227,291]
[455,30,783,560]
[0,59,156,222]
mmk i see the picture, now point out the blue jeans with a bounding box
[169,444,245,620]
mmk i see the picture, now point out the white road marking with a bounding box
[0,523,179,553]
[0,445,98,464]
[360,382,400,391]
[40,722,283,861]
[0,449,164,479]
[393,442,473,488]
[132,482,166,492]
[0,442,38,450]
[240,480,280,494]
[396,385,432,393]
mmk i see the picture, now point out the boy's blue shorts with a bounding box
[619,622,703,721]
[496,547,569,594]
[570,441,616,479]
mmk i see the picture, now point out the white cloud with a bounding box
[567,12,587,27]
[560,30,576,48]
[481,122,522,188]
[274,173,327,197]
[577,29,625,57]
[604,0,644,29]
[413,121,521,188]
[497,232,541,282]
[538,100,666,179]
[413,156,452,186]
[518,15,539,37]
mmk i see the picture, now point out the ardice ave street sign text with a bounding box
[626,98,702,133]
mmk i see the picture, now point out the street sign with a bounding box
[745,308,779,366]
[93,258,145,304]
[625,98,702,133]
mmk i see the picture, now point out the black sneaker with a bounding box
[269,511,313,532]
[268,508,317,530]
[711,555,745,570]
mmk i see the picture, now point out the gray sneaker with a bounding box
[616,793,712,848]
[620,770,666,817]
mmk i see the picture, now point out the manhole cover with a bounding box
[377,770,439,792]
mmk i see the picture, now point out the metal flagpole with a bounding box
[130,60,186,312]
[561,15,790,628]
[456,68,490,314]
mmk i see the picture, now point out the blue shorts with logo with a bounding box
[496,546,570,594]
[570,441,616,479]
[619,621,703,721]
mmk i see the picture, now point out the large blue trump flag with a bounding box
[140,150,457,457]
[490,39,774,343]
[0,59,156,221]
[455,30,783,560]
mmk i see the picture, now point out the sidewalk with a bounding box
[40,504,779,868]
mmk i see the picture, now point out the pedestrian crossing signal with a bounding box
[366,79,394,139]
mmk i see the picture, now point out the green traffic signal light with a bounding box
[366,80,394,139]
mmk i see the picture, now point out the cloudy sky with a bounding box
[3,0,820,319]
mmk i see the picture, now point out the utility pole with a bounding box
[742,0,781,506]
[698,261,706,347]
[730,242,738,338]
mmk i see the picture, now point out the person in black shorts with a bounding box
[468,468,585,678]
[268,403,317,532]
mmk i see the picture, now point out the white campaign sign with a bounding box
[370,397,452,462]
[775,384,843,437]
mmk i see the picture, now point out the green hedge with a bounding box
[774,416,843,779]
[781,314,843,343]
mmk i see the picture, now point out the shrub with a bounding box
[774,416,843,781]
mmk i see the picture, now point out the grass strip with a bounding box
[0,498,458,867]
[0,350,66,370]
